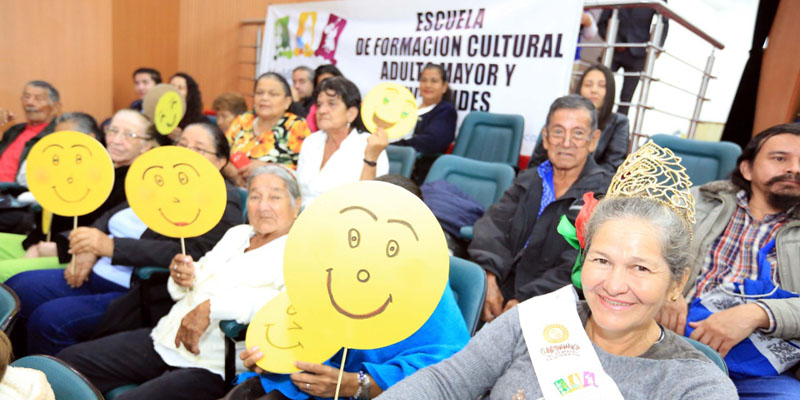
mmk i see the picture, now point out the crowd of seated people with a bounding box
[0,44,798,399]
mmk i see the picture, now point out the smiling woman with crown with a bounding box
[377,142,738,400]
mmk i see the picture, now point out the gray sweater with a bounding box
[378,303,738,400]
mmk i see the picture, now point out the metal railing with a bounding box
[582,0,724,148]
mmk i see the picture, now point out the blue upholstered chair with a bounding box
[452,111,524,168]
[682,336,728,374]
[386,145,417,178]
[424,155,515,240]
[0,282,20,333]
[424,155,515,211]
[448,256,487,336]
[12,355,104,400]
[649,134,742,186]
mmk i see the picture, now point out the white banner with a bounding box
[259,0,582,156]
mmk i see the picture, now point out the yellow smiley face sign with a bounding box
[125,146,226,238]
[143,84,186,135]
[361,83,418,139]
[283,181,449,350]
[246,291,340,373]
[26,131,114,217]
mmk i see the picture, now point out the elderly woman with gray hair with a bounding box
[58,165,302,400]
[378,143,738,400]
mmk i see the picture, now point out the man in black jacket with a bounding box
[469,95,614,322]
[0,81,60,183]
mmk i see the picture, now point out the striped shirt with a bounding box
[695,190,790,296]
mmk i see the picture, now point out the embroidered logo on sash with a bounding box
[553,371,599,396]
[543,324,569,343]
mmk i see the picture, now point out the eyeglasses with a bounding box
[105,125,150,141]
[546,128,592,145]
[177,142,217,157]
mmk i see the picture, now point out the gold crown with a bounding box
[606,141,696,237]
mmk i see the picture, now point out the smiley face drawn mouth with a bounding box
[326,268,392,319]
[161,112,178,129]
[372,114,397,130]
[264,323,304,350]
[52,186,90,203]
[158,208,200,227]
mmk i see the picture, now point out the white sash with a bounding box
[518,285,624,399]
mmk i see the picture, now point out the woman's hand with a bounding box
[364,127,388,162]
[63,252,98,288]
[69,227,114,257]
[170,254,196,287]
[174,299,211,355]
[240,346,265,374]
[23,241,57,258]
[291,361,359,398]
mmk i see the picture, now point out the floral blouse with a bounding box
[225,111,310,169]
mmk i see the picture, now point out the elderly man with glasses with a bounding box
[470,94,615,322]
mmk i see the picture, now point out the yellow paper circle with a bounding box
[361,83,418,139]
[125,146,226,238]
[142,84,186,135]
[25,131,114,217]
[283,181,449,350]
[246,291,340,373]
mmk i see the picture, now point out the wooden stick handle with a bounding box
[333,347,349,400]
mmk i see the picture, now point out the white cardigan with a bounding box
[150,224,287,378]
[296,129,389,208]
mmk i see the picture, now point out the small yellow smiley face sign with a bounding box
[26,131,114,217]
[125,146,226,238]
[361,83,418,139]
[246,292,340,373]
[283,181,449,350]
[143,84,186,135]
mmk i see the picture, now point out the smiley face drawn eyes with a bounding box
[52,154,59,165]
[178,171,188,185]
[386,239,399,257]
[75,154,82,164]
[154,174,164,186]
[348,228,360,248]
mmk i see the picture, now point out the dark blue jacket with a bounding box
[394,101,457,154]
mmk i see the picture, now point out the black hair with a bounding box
[254,72,292,98]
[574,64,615,130]
[186,122,231,164]
[731,123,800,197]
[55,112,104,145]
[133,67,162,84]
[170,72,206,130]
[374,174,423,200]
[315,76,366,133]
[421,63,454,104]
[313,64,344,88]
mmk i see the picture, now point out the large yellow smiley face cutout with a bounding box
[125,146,226,238]
[283,181,449,350]
[143,84,186,135]
[361,83,418,139]
[26,131,114,216]
[246,292,340,373]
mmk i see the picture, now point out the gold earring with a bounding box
[670,294,679,302]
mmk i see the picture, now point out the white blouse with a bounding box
[295,129,389,208]
[150,224,287,378]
